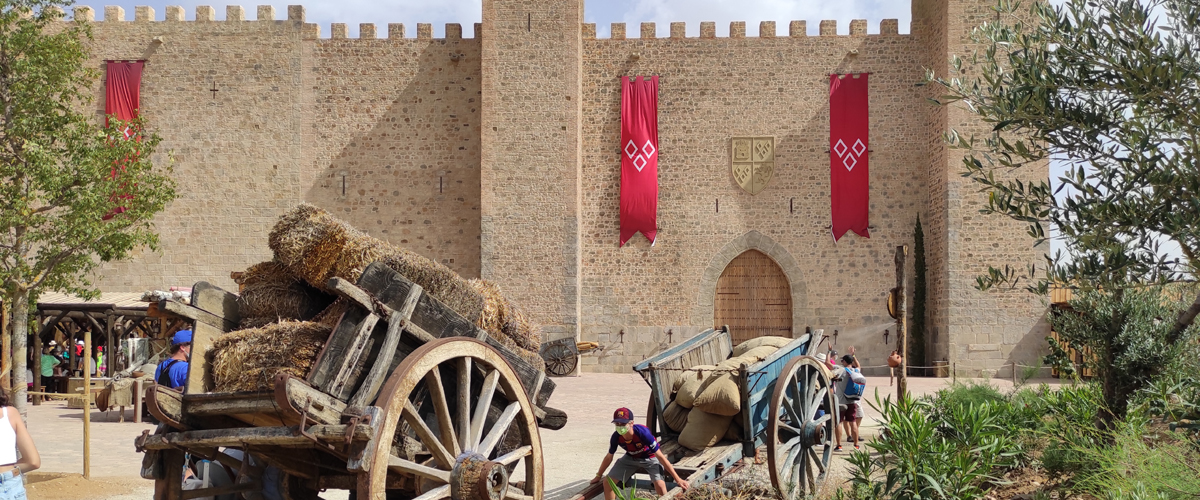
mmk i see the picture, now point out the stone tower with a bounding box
[914,0,1048,374]
[480,0,584,341]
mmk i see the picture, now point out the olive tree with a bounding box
[928,0,1200,425]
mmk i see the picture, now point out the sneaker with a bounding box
[834,445,843,452]
[854,444,861,450]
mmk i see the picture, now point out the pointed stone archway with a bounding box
[692,231,808,337]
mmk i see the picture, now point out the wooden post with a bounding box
[895,245,908,401]
[32,333,42,405]
[133,378,143,424]
[105,312,115,376]
[83,326,91,479]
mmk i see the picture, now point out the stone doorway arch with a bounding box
[692,231,808,338]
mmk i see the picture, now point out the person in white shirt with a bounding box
[0,388,42,498]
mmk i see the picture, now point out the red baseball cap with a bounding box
[612,407,634,424]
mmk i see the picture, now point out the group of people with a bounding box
[27,340,106,394]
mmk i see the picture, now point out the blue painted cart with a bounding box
[632,326,837,500]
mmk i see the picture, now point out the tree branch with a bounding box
[1167,289,1200,346]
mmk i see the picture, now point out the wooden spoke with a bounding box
[424,368,461,456]
[471,369,500,450]
[412,484,450,500]
[807,387,828,419]
[779,437,803,484]
[388,456,450,483]
[807,448,826,474]
[457,357,472,452]
[504,492,534,500]
[403,401,455,469]
[479,402,520,457]
[494,445,532,466]
[778,422,802,436]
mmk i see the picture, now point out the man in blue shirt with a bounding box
[590,407,690,499]
[154,330,192,390]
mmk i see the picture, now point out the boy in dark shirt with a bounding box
[590,407,690,499]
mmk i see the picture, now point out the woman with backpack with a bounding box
[834,354,867,450]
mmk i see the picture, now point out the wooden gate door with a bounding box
[714,250,792,344]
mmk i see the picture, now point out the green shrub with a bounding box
[1069,420,1200,499]
[837,393,1020,500]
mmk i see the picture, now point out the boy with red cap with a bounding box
[589,407,689,499]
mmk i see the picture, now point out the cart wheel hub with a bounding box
[800,421,825,449]
[450,453,509,500]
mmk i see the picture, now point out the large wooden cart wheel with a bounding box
[362,337,544,500]
[767,356,836,500]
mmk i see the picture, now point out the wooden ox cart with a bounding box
[138,262,557,500]
[569,327,834,500]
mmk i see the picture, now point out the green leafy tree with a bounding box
[928,0,1200,425]
[0,0,175,414]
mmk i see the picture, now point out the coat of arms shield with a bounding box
[731,137,775,195]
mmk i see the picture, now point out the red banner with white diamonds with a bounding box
[620,76,659,247]
[829,74,870,241]
[103,61,145,220]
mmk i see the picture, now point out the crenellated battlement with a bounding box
[67,6,903,40]
[583,19,902,40]
[67,5,482,40]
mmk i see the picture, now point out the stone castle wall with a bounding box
[70,0,1048,375]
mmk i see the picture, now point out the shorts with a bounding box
[607,454,665,485]
[0,471,27,500]
[840,402,863,422]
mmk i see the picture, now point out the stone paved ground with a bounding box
[24,374,1067,500]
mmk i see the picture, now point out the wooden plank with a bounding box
[275,375,347,426]
[345,405,383,472]
[348,285,424,408]
[158,300,235,331]
[141,424,373,450]
[326,277,376,312]
[308,306,372,390]
[327,312,381,400]
[185,320,225,394]
[190,282,241,325]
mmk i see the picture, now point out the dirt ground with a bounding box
[21,374,1065,500]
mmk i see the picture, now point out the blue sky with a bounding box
[82,0,913,38]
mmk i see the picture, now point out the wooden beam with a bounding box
[157,301,235,330]
[326,277,376,313]
[140,424,373,450]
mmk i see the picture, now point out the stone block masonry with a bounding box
[71,0,1046,376]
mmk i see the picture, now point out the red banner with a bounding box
[829,74,870,241]
[620,76,659,247]
[104,61,145,220]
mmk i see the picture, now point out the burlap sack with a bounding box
[692,358,748,416]
[732,336,793,357]
[675,365,716,409]
[663,401,690,432]
[738,345,780,364]
[724,417,743,441]
[678,409,734,451]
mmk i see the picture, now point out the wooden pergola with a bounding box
[33,292,187,395]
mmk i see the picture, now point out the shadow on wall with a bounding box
[1005,307,1053,379]
[303,40,483,278]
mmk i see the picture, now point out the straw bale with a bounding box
[237,261,335,321]
[467,279,540,352]
[210,321,331,392]
[238,316,277,330]
[268,205,542,359]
